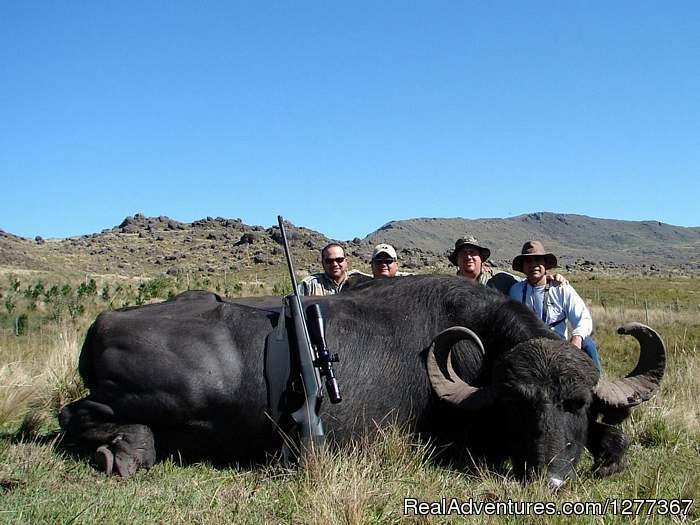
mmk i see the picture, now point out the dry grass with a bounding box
[0,364,34,426]
[0,321,85,433]
[587,303,699,436]
[589,304,700,329]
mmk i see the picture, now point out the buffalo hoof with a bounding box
[109,435,134,478]
[95,445,114,476]
[114,453,138,478]
[111,426,156,478]
[93,437,139,478]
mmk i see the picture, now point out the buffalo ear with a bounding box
[587,421,628,477]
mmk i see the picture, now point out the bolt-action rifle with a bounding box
[277,216,341,453]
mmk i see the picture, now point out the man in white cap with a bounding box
[509,240,601,368]
[344,243,409,289]
[370,243,399,279]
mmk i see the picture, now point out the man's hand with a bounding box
[569,335,583,349]
[547,273,569,286]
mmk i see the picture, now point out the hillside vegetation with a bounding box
[2,213,699,285]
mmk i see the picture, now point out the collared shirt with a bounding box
[475,266,494,286]
[299,272,348,296]
[509,280,592,340]
[458,265,494,285]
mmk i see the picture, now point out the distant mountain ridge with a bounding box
[364,213,700,270]
[1,212,698,279]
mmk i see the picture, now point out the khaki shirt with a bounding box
[460,265,519,295]
[458,265,495,286]
[476,266,494,286]
[299,272,348,296]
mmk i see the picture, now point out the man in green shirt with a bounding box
[299,243,349,296]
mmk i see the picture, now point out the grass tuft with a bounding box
[635,415,683,448]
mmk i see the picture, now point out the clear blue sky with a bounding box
[2,1,699,240]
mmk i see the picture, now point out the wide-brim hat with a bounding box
[512,240,558,272]
[448,236,491,265]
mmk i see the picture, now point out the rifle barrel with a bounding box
[277,215,300,292]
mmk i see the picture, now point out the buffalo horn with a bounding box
[594,322,666,408]
[426,326,494,411]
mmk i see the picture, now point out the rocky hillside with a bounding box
[365,213,700,273]
[0,215,342,281]
[1,212,698,281]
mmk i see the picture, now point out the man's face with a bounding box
[371,254,398,278]
[457,247,482,280]
[522,256,547,285]
[322,246,348,282]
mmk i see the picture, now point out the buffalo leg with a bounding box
[97,424,156,477]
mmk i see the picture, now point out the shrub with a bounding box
[77,279,97,299]
[136,276,175,305]
[15,314,28,336]
[5,297,15,315]
[272,281,292,295]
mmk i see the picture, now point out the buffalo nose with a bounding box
[547,476,566,492]
[545,444,579,491]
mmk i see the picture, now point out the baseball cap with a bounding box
[371,243,398,260]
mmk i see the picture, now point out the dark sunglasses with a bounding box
[373,258,396,265]
[324,257,346,264]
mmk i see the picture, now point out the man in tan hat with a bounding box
[509,240,600,368]
[449,236,569,294]
[448,236,518,294]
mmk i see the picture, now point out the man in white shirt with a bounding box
[509,240,601,368]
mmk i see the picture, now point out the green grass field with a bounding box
[1,273,698,524]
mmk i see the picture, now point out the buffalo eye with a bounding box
[562,398,586,413]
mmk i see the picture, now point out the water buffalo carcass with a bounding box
[59,275,664,487]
